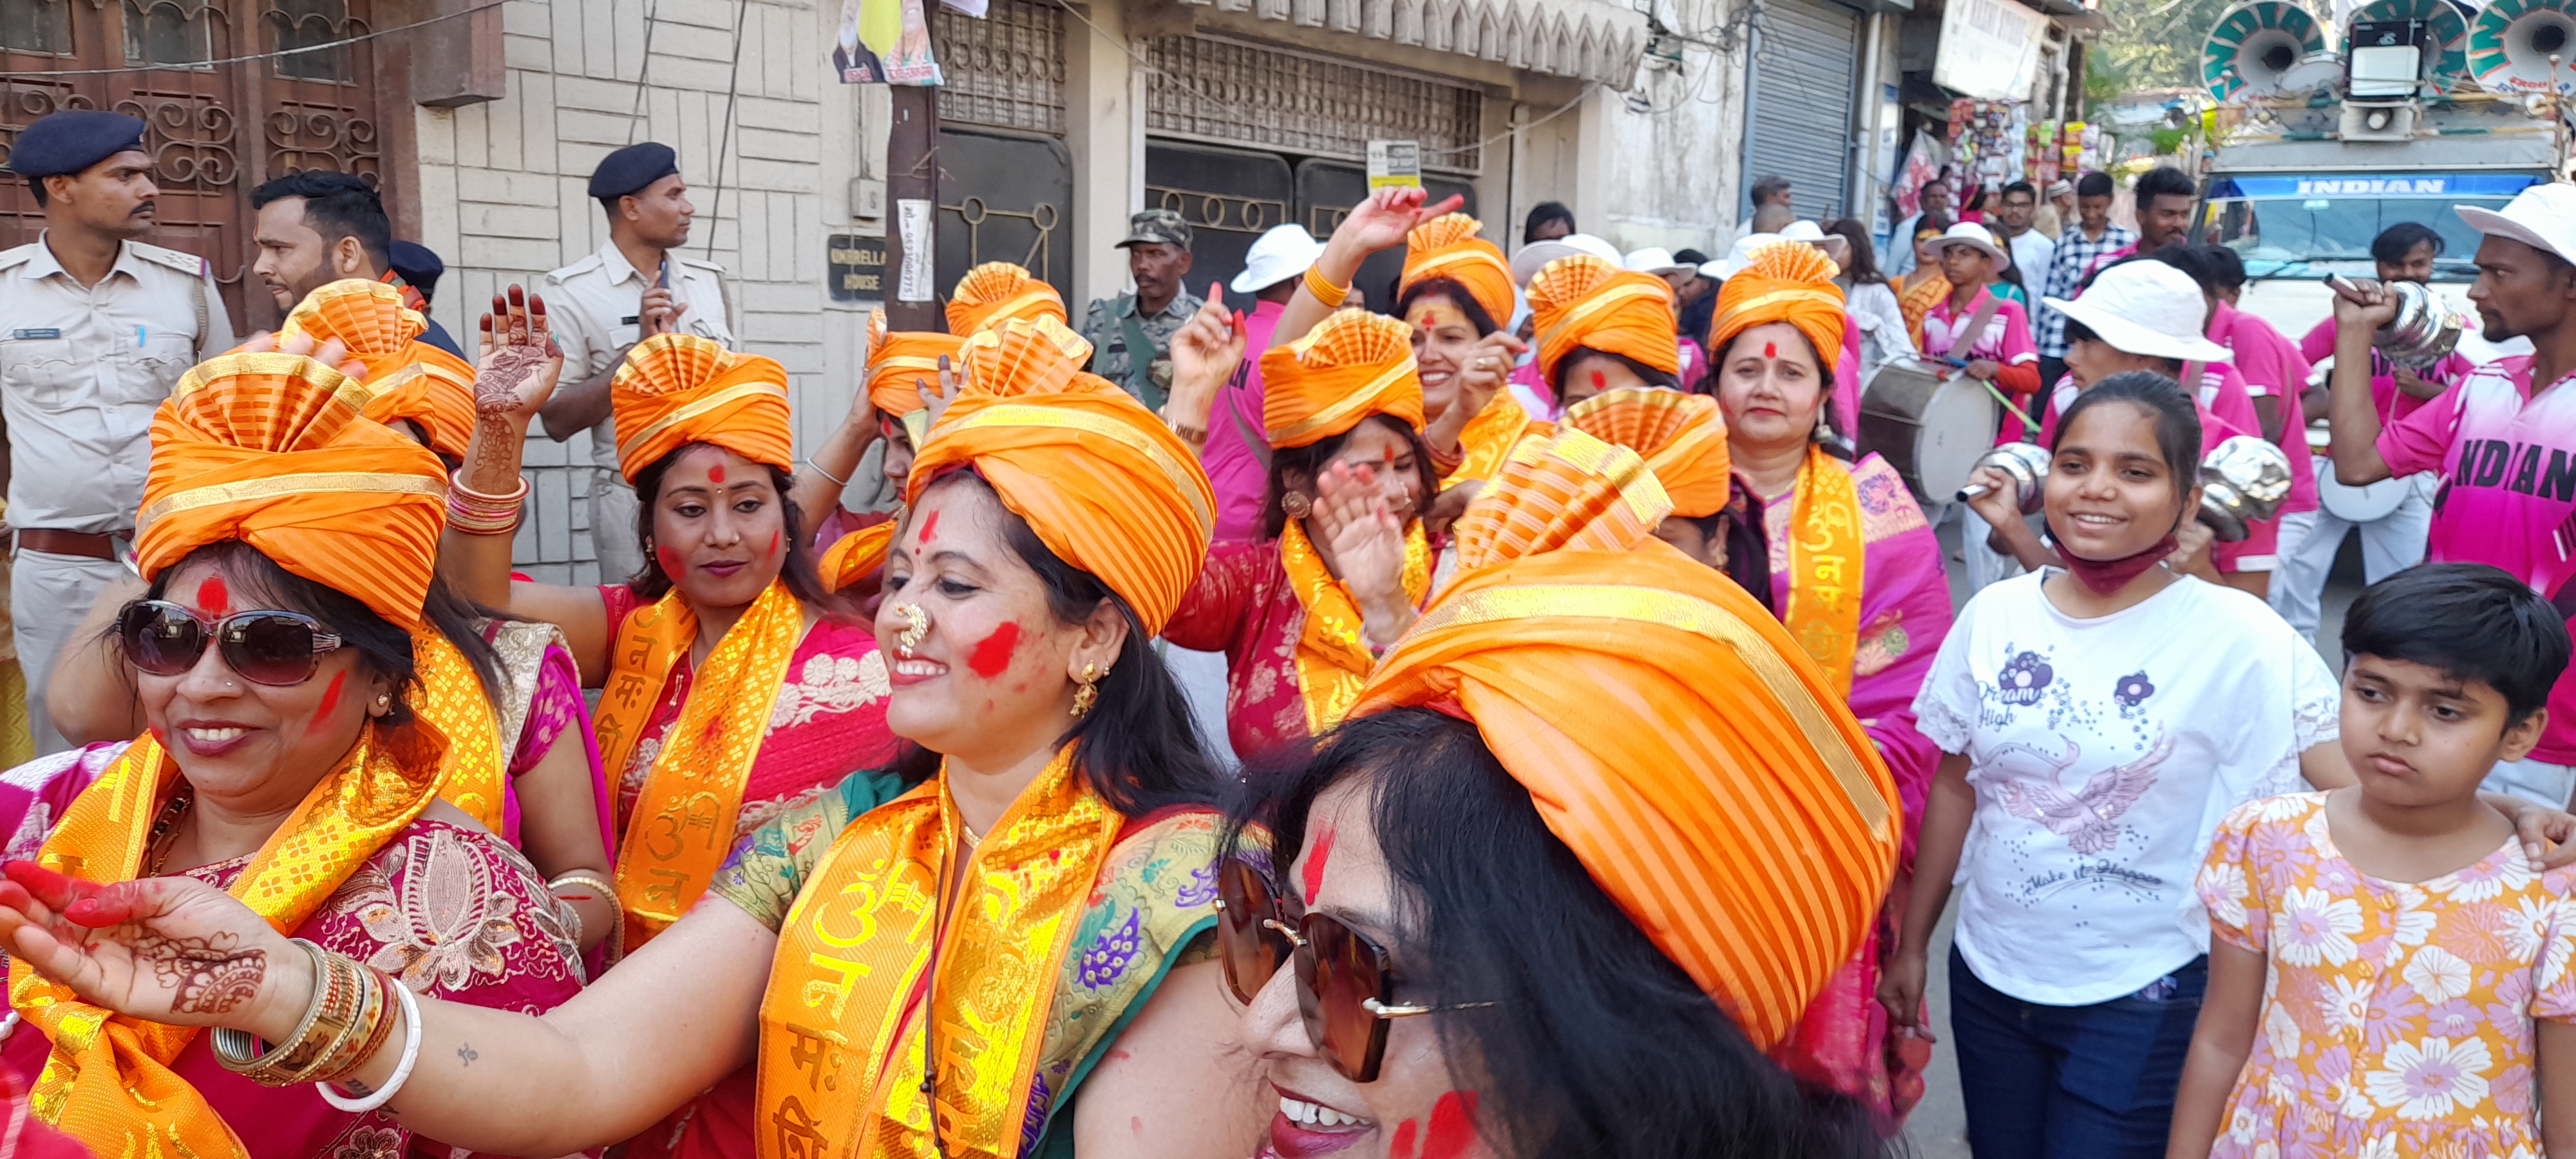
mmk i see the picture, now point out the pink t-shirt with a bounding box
[2298,316,2470,428]
[2210,301,2317,518]
[2378,356,2576,762]
[1205,299,1287,543]
[1922,288,2040,445]
[2036,361,2279,573]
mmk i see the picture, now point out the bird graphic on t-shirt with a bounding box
[1988,734,2175,854]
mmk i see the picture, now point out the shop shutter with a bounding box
[1745,0,1861,220]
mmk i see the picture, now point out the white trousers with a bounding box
[591,473,646,586]
[2269,465,2434,641]
[12,549,126,756]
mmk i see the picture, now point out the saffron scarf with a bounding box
[1785,448,1866,697]
[596,579,805,949]
[415,630,509,833]
[1442,393,1550,487]
[8,726,444,1158]
[757,746,1122,1159]
[1279,517,1431,735]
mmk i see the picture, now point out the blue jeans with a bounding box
[1947,946,2206,1159]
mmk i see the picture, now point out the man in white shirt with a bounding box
[0,110,236,753]
[1997,181,2056,298]
[536,142,737,585]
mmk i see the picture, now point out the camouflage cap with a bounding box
[1117,209,1192,250]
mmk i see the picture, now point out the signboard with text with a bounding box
[1934,0,2043,101]
[826,234,887,304]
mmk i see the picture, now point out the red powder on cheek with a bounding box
[768,531,781,558]
[966,622,1021,677]
[305,671,346,737]
[918,509,941,545]
[1421,1091,1480,1159]
[1301,825,1337,906]
[1390,1120,1419,1159]
[194,574,229,616]
[657,545,683,575]
[707,464,726,484]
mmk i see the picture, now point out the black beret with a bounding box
[588,142,679,200]
[5,110,147,178]
[390,240,444,296]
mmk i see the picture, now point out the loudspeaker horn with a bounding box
[2203,1,2331,102]
[2352,0,2469,82]
[2469,0,2576,95]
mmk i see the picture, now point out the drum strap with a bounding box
[1942,294,2003,363]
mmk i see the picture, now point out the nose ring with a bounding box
[894,603,929,658]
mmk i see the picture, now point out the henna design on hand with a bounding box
[131,929,266,1015]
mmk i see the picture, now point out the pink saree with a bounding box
[0,742,590,1158]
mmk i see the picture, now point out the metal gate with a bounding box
[936,127,1073,311]
[1145,141,1292,301]
[1,0,386,330]
[1743,0,1860,220]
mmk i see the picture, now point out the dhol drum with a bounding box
[2307,423,2412,522]
[1858,357,2002,505]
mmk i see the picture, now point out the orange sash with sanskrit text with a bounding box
[1785,448,1864,696]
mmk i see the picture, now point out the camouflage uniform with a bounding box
[1080,209,1202,410]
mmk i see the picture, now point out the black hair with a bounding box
[126,540,507,728]
[1522,202,1575,245]
[1672,248,1709,266]
[2134,165,2197,209]
[2060,318,2185,375]
[2076,171,2115,199]
[2371,222,2447,267]
[1821,218,1884,285]
[1750,174,1794,207]
[884,471,1226,815]
[626,442,832,607]
[2053,370,2202,500]
[249,171,392,271]
[1262,415,1442,540]
[26,176,46,209]
[1549,347,1680,399]
[1396,277,1500,337]
[1710,478,1776,612]
[2201,244,2248,293]
[2148,243,2221,301]
[1222,709,1881,1159]
[2001,180,2038,203]
[2342,562,2573,723]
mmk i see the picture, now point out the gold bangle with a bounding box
[547,871,617,905]
[214,939,357,1086]
[1302,265,1349,308]
[301,956,389,1086]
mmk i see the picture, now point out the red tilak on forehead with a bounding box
[1590,370,1607,391]
[195,574,229,616]
[918,509,941,545]
[1764,341,1777,359]
[707,464,727,484]
[1302,825,1338,906]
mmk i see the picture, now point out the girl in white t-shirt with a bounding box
[1880,372,2345,1158]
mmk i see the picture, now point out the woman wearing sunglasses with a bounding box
[0,348,587,1159]
[0,316,1266,1159]
[1215,428,1902,1158]
[43,281,621,956]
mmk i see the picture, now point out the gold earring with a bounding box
[372,693,391,716]
[1070,662,1101,718]
[894,603,928,658]
[1282,491,1314,520]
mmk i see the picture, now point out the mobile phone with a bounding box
[656,259,672,290]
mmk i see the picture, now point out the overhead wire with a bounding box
[33,0,509,74]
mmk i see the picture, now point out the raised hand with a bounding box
[1311,460,1414,649]
[0,862,310,1039]
[1329,187,1467,259]
[1166,283,1248,417]
[474,285,564,424]
[1425,331,1525,454]
[915,353,963,431]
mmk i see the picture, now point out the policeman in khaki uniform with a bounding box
[1079,209,1202,410]
[0,110,236,754]
[537,141,735,585]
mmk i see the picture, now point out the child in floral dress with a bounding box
[2174,564,2576,1158]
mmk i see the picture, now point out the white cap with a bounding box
[1510,232,1623,286]
[1779,220,1829,243]
[1622,247,1691,276]
[1932,221,2011,271]
[2457,183,2576,267]
[1230,224,1327,294]
[1703,233,1781,280]
[2042,260,2233,364]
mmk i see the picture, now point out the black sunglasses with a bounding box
[1214,857,1495,1082]
[116,599,344,687]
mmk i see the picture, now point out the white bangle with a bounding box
[317,975,422,1113]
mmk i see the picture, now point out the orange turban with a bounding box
[137,352,449,628]
[1258,310,1425,449]
[1399,214,1512,326]
[866,308,965,445]
[1355,428,1899,1049]
[279,279,478,460]
[611,334,793,482]
[1708,243,1848,373]
[1526,255,1680,389]
[946,261,1068,337]
[909,317,1213,634]
[1560,387,1732,519]
[820,522,896,594]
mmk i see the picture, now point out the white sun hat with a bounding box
[1933,221,2012,272]
[1703,232,1783,280]
[1510,232,1623,286]
[1622,247,1692,276]
[2042,259,2234,364]
[2456,182,2576,267]
[1230,223,1328,294]
[1779,220,1830,243]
